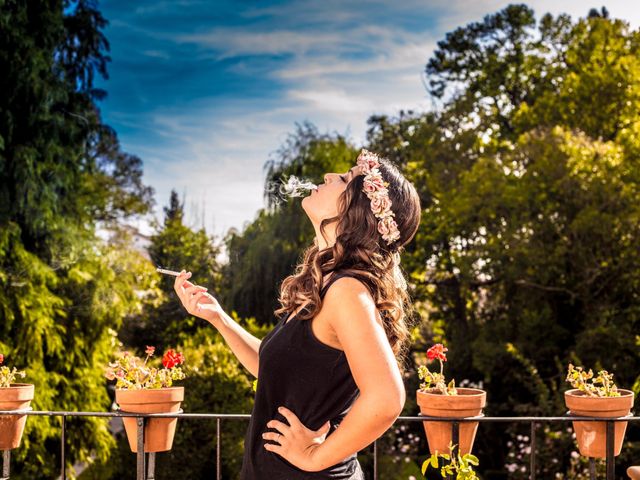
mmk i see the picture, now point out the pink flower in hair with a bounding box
[363,172,387,192]
[363,178,384,194]
[379,216,400,242]
[357,149,380,174]
[378,216,391,235]
[370,195,393,216]
[369,172,387,188]
[354,148,401,246]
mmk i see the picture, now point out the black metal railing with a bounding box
[0,410,637,480]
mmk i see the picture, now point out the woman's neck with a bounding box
[312,222,336,250]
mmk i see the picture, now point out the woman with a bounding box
[174,149,422,479]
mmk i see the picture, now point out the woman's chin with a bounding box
[301,195,311,212]
[300,200,315,220]
[301,193,315,206]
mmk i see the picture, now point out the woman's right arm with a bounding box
[174,270,261,377]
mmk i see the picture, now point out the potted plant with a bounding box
[422,442,480,479]
[106,346,186,453]
[416,344,486,455]
[564,363,634,458]
[0,353,34,450]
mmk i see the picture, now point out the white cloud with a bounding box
[115,101,304,242]
[141,49,171,59]
[288,88,376,114]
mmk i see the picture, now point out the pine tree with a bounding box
[119,190,222,350]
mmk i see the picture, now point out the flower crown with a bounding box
[356,149,401,245]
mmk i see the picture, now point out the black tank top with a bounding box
[240,272,365,479]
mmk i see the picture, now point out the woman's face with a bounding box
[301,165,363,225]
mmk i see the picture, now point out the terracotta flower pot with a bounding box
[116,387,184,453]
[417,387,486,455]
[0,383,35,450]
[564,388,634,458]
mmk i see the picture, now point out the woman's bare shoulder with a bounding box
[321,276,379,325]
[325,275,371,296]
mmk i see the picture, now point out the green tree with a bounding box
[415,2,640,406]
[368,5,640,476]
[0,1,155,477]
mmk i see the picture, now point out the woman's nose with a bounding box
[324,173,334,184]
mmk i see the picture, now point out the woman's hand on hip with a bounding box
[173,270,223,325]
[262,406,330,472]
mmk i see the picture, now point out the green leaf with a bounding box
[464,454,479,466]
[421,459,429,475]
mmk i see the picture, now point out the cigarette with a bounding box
[156,268,182,276]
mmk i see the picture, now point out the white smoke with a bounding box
[265,174,318,207]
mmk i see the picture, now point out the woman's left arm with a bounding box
[308,277,406,470]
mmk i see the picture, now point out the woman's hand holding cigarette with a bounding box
[173,270,224,326]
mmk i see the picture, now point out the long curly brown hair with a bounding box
[274,156,422,373]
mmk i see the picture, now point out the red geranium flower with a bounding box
[0,354,4,365]
[427,344,448,362]
[162,349,185,369]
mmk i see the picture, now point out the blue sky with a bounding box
[96,0,640,245]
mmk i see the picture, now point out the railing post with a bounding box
[589,458,596,480]
[60,415,66,480]
[606,420,614,480]
[1,450,9,480]
[216,417,221,480]
[530,421,536,480]
[449,421,460,480]
[452,420,459,452]
[147,452,156,480]
[137,416,146,480]
[373,440,378,480]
